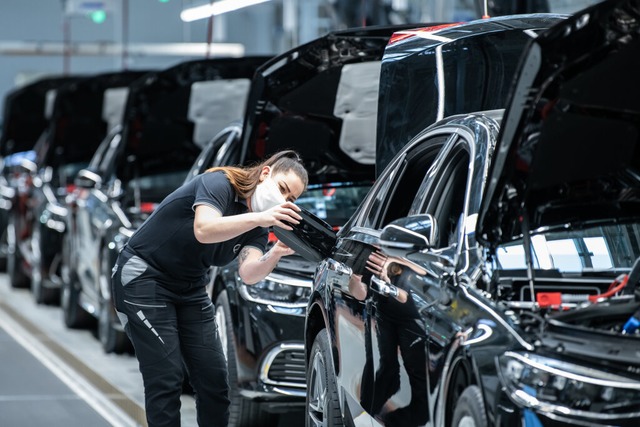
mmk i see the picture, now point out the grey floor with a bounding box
[0,274,201,427]
[0,274,304,427]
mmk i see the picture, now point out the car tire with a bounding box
[452,385,487,427]
[215,290,277,427]
[61,253,94,329]
[306,329,343,427]
[7,214,30,289]
[98,247,130,354]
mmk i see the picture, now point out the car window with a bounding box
[423,142,470,248]
[358,133,450,230]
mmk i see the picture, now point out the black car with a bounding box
[62,57,270,354]
[5,71,147,305]
[0,76,81,272]
[282,1,640,426]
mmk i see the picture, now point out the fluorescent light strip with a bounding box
[181,0,272,22]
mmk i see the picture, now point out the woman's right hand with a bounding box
[258,202,302,230]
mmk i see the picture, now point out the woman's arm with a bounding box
[193,202,301,244]
[236,242,294,284]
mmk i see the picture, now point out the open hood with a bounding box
[117,56,270,182]
[477,0,640,247]
[239,25,415,185]
[0,76,81,158]
[39,70,150,170]
[376,14,566,175]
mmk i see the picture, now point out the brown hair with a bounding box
[205,150,308,199]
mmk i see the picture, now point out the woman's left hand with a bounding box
[272,240,295,257]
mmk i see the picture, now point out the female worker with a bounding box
[111,150,308,427]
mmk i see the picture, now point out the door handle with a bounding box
[370,276,399,298]
[326,258,352,276]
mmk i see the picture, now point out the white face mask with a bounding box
[250,175,285,212]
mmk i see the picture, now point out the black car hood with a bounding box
[477,0,640,247]
[239,25,416,185]
[376,14,566,175]
[117,57,270,181]
[39,70,150,169]
[0,76,81,157]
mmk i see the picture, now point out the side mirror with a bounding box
[379,214,438,259]
[75,169,102,189]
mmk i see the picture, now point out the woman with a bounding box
[111,150,308,427]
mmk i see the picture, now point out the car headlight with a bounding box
[498,352,640,417]
[239,272,311,308]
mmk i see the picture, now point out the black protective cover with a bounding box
[274,207,337,263]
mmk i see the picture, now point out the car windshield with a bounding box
[295,182,371,229]
[495,223,640,275]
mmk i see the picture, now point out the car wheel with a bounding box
[215,290,277,427]
[98,247,130,354]
[61,254,93,329]
[452,385,487,427]
[306,329,343,427]
[7,214,30,289]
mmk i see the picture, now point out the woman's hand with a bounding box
[257,202,302,230]
[366,250,389,281]
[272,240,295,257]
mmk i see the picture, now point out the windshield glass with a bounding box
[295,182,371,229]
[495,223,640,274]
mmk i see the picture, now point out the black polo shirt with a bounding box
[126,171,267,283]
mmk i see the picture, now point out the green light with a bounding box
[159,0,170,2]
[90,10,107,24]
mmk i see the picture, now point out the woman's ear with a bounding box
[259,165,271,182]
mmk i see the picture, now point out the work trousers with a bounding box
[111,247,230,427]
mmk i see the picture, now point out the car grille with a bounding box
[260,343,306,389]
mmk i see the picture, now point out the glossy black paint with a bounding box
[376,14,566,174]
[239,24,417,184]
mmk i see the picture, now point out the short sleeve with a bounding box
[193,171,234,214]
[242,227,268,254]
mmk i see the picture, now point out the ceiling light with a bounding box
[181,0,272,22]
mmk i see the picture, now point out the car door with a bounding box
[407,121,495,423]
[324,131,451,425]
